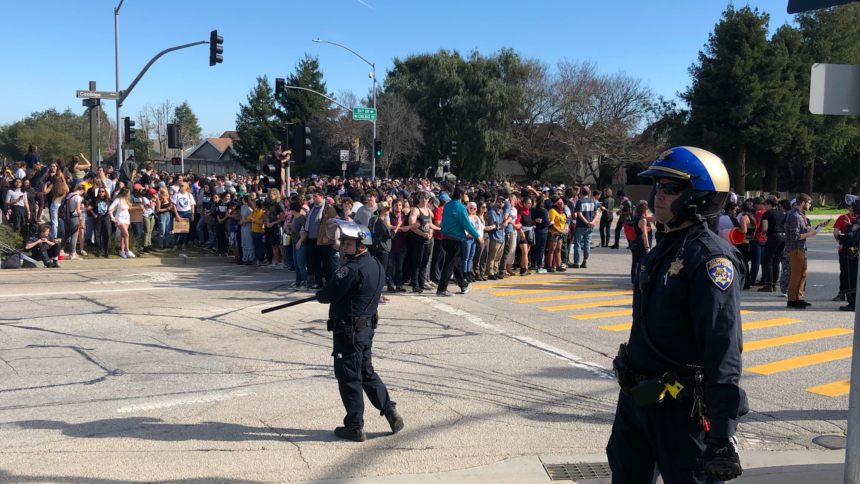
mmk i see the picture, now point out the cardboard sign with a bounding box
[129,203,144,224]
[174,217,190,234]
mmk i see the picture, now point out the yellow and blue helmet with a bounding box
[638,147,730,227]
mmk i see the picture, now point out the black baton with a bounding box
[261,295,318,314]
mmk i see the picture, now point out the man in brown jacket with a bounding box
[303,188,338,289]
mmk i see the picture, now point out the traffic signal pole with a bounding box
[114,0,123,172]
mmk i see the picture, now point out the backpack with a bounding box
[624,219,638,241]
[1,250,22,269]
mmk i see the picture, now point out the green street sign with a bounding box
[353,107,377,121]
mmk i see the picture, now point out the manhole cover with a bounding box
[813,434,847,450]
[544,463,611,480]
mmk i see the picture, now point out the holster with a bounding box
[614,344,694,406]
[328,319,356,345]
[613,344,635,395]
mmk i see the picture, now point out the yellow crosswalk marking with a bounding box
[598,323,633,331]
[474,278,582,289]
[744,328,853,351]
[492,284,610,296]
[741,318,800,330]
[740,310,754,314]
[570,310,633,320]
[746,347,852,375]
[511,290,632,302]
[540,299,633,311]
[806,380,851,397]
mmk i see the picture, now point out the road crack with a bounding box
[259,418,311,469]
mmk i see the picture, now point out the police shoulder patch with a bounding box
[706,257,734,291]
[336,267,350,280]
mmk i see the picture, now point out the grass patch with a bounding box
[809,205,849,215]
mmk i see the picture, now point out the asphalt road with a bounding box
[0,233,852,483]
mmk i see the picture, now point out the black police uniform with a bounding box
[315,250,396,430]
[607,221,748,483]
[839,218,860,309]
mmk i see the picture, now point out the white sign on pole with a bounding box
[340,150,350,162]
[342,162,347,171]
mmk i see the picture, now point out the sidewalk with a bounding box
[287,451,845,484]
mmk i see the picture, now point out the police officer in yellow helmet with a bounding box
[607,147,747,482]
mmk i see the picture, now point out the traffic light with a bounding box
[167,124,181,149]
[275,78,286,99]
[449,140,457,156]
[292,123,311,163]
[261,160,282,190]
[209,30,223,66]
[374,138,383,158]
[124,117,136,143]
[171,157,181,166]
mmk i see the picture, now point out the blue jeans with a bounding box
[49,203,61,239]
[750,240,765,284]
[533,229,547,269]
[462,237,476,273]
[331,249,340,277]
[174,210,192,246]
[253,232,265,262]
[85,213,93,245]
[197,215,208,245]
[241,225,255,261]
[293,242,307,282]
[284,241,295,269]
[158,213,172,247]
[573,226,593,264]
[388,247,406,287]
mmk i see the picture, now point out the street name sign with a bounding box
[76,90,119,100]
[352,107,377,121]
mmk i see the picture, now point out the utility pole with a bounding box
[114,0,124,172]
[371,64,377,181]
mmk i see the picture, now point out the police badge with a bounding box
[336,267,350,279]
[706,258,734,291]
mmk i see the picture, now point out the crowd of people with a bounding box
[1,144,856,311]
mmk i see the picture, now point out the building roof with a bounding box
[208,137,233,152]
[220,131,239,141]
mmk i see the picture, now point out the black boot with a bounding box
[385,409,404,434]
[334,426,367,442]
[757,283,774,293]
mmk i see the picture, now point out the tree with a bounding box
[386,48,524,179]
[0,108,89,163]
[276,54,329,126]
[682,5,774,194]
[376,92,423,178]
[171,101,203,148]
[234,76,279,170]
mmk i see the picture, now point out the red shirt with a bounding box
[753,209,767,243]
[433,205,444,240]
[835,213,856,252]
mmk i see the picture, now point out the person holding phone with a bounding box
[785,194,819,308]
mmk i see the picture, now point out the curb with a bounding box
[29,256,232,271]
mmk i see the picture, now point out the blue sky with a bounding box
[1,0,795,139]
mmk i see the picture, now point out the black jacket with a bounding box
[628,221,748,439]
[316,251,383,321]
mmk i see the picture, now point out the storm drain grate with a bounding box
[544,463,612,480]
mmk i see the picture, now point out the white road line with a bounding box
[117,392,256,413]
[418,297,613,379]
[0,280,287,298]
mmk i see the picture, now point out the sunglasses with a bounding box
[420,196,428,200]
[655,181,686,196]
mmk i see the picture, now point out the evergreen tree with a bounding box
[276,53,329,125]
[171,101,203,147]
[682,6,773,194]
[234,76,278,170]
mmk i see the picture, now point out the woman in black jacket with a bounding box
[530,197,551,274]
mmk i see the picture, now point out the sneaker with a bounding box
[309,284,321,290]
[519,268,528,276]
[79,249,87,256]
[557,266,567,272]
[396,287,407,293]
[787,300,806,309]
[172,246,178,251]
[385,409,404,434]
[411,288,423,294]
[334,426,367,442]
[537,268,547,274]
[571,263,580,269]
[120,251,128,258]
[581,260,587,269]
[546,267,555,273]
[60,250,66,257]
[460,284,472,294]
[426,281,437,289]
[69,253,79,260]
[834,294,846,302]
[840,305,856,311]
[487,275,499,280]
[758,284,774,293]
[387,286,396,293]
[127,251,136,258]
[50,260,60,268]
[436,290,454,297]
[289,282,303,290]
[286,267,295,272]
[798,300,812,307]
[779,292,787,298]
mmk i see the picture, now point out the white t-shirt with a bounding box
[66,193,82,217]
[5,188,25,207]
[171,192,195,212]
[14,168,26,179]
[142,197,154,217]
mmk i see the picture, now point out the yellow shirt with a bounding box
[548,208,567,235]
[250,208,265,233]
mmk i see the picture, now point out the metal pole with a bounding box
[89,82,99,168]
[114,4,122,173]
[372,63,376,181]
[846,263,860,483]
[180,141,184,173]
